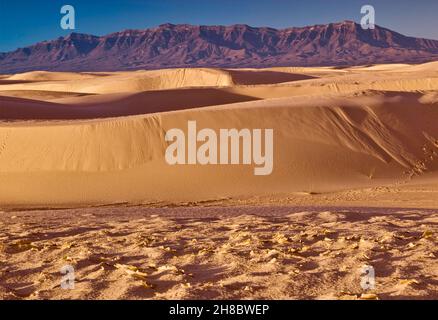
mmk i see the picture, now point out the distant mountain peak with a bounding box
[1,21,438,73]
[339,19,356,24]
[158,23,176,28]
[63,32,98,40]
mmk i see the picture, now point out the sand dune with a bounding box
[348,64,412,72]
[0,68,236,94]
[5,71,106,82]
[1,62,438,208]
[0,68,318,95]
[0,68,324,94]
[0,68,232,94]
[405,61,438,72]
[1,91,438,206]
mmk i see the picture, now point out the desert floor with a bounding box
[1,63,438,299]
[0,205,436,300]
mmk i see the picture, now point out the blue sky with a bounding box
[1,0,438,52]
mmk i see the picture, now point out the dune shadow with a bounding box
[226,70,317,85]
[0,80,40,85]
[0,88,260,120]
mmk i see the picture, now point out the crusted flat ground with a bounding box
[0,205,436,300]
[1,63,438,299]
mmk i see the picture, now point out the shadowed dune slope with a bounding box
[0,90,94,101]
[0,89,259,119]
[225,70,317,85]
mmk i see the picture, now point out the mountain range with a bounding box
[1,20,438,73]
